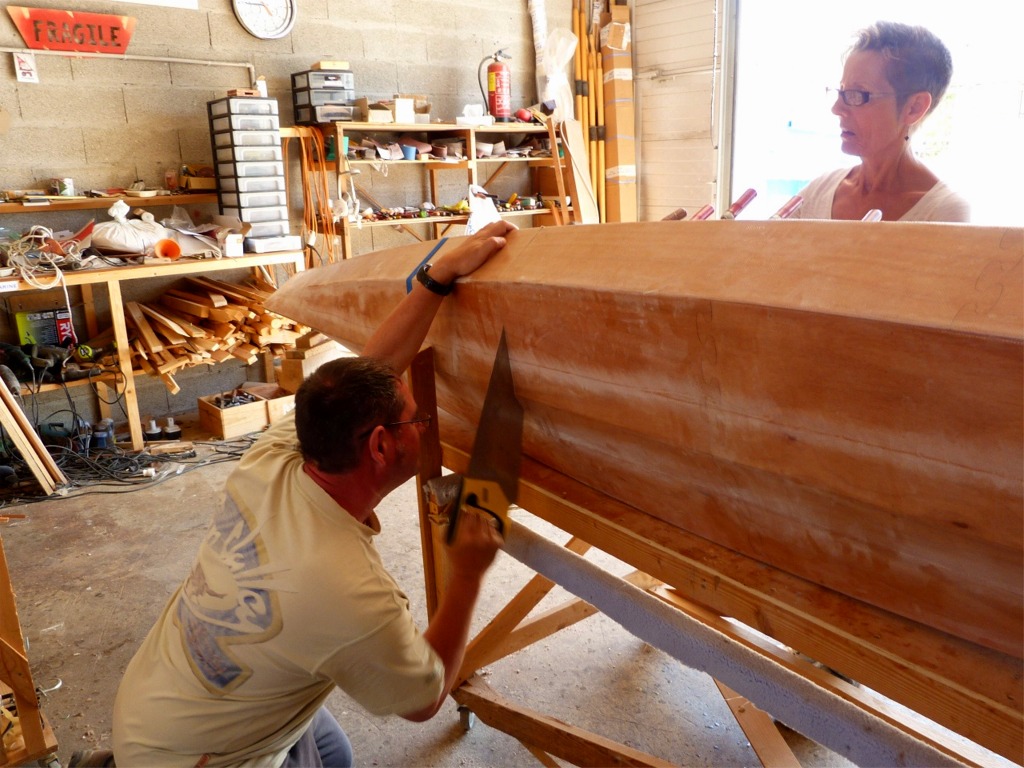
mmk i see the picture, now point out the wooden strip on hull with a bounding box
[267,220,1023,660]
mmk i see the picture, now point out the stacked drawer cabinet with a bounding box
[292,69,355,125]
[207,97,290,241]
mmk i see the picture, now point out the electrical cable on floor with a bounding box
[0,433,261,508]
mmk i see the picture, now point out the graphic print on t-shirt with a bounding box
[174,498,286,693]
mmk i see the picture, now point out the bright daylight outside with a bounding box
[731,1,1024,224]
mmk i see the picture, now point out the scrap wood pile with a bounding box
[117,275,309,393]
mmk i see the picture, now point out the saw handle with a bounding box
[447,477,510,544]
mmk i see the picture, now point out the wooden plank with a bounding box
[149,323,187,347]
[209,322,238,339]
[134,349,157,376]
[169,286,228,309]
[228,343,258,364]
[284,339,344,360]
[459,536,591,679]
[207,304,249,324]
[144,305,209,338]
[138,303,192,338]
[1,537,58,765]
[0,636,34,701]
[296,330,328,349]
[189,337,221,352]
[124,301,164,353]
[159,293,210,319]
[165,287,225,309]
[185,275,266,305]
[159,372,181,394]
[454,675,676,768]
[0,383,64,489]
[714,682,801,767]
[155,352,188,375]
[499,445,1024,763]
[0,405,53,495]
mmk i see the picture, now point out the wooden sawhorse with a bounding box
[406,348,1013,768]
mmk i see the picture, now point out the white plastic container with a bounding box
[209,97,279,116]
[211,113,280,132]
[213,129,281,147]
[294,88,355,107]
[291,70,354,90]
[245,220,291,238]
[219,190,287,208]
[217,160,285,178]
[218,176,286,193]
[215,145,283,163]
[222,205,289,223]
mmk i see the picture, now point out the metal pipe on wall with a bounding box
[0,47,256,86]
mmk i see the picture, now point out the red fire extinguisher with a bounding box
[480,49,512,122]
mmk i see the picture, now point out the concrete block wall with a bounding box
[0,0,571,434]
[0,1,568,190]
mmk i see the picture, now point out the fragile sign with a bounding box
[6,6,136,54]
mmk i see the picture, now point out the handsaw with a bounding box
[447,330,523,543]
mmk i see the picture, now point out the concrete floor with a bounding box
[1,417,856,768]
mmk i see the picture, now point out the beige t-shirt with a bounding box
[112,413,444,767]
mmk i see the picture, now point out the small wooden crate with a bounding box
[198,383,295,439]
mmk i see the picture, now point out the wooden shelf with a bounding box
[0,192,218,215]
[0,251,305,452]
[296,121,571,258]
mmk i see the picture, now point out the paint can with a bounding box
[50,177,74,196]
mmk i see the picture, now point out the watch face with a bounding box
[232,0,296,40]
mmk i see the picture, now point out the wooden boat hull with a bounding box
[268,220,1023,662]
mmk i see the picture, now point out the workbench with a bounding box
[0,251,304,452]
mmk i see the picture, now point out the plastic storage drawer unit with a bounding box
[215,144,284,163]
[294,88,355,107]
[220,190,288,208]
[211,113,280,133]
[222,205,289,223]
[207,95,289,247]
[218,176,287,193]
[213,129,281,147]
[291,69,355,90]
[209,97,280,117]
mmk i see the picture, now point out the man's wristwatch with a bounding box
[416,263,455,296]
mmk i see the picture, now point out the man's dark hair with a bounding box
[851,21,953,115]
[295,356,404,473]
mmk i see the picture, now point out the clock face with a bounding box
[232,0,297,40]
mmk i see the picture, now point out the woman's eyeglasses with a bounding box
[826,87,899,107]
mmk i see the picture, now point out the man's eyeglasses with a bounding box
[384,414,432,429]
[826,87,899,107]
[357,413,432,440]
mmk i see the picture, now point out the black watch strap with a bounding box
[416,263,455,296]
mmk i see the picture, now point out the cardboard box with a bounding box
[390,97,415,123]
[198,382,295,439]
[311,60,350,70]
[601,43,637,222]
[354,97,393,123]
[16,307,73,345]
[182,176,217,191]
[600,21,630,51]
[277,340,350,393]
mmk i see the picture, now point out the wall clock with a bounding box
[232,0,296,40]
